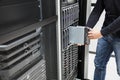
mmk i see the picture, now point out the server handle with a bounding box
[0,31,40,51]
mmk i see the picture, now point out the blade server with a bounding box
[61,2,79,49]
[60,1,79,80]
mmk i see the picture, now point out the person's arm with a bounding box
[101,16,120,36]
[86,0,104,28]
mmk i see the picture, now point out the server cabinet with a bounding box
[56,0,79,80]
[56,0,91,80]
[0,0,91,80]
[61,2,79,80]
[41,0,80,80]
[0,0,57,80]
[41,0,90,79]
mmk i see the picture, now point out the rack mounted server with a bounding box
[60,1,79,80]
[61,2,79,50]
[0,29,45,80]
[0,0,91,80]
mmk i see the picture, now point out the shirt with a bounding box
[86,0,120,37]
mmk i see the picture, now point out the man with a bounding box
[86,0,120,80]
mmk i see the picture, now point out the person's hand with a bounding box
[88,29,103,39]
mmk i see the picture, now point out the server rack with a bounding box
[57,0,79,80]
[0,0,57,80]
[61,2,79,80]
[57,0,91,80]
[0,0,91,80]
[42,0,80,80]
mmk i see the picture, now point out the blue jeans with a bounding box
[94,35,120,80]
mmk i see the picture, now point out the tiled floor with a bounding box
[88,53,120,80]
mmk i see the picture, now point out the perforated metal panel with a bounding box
[62,45,78,80]
[17,59,46,80]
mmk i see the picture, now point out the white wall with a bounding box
[89,0,105,52]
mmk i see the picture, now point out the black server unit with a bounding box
[60,0,79,80]
[60,0,90,80]
[0,0,50,80]
[0,29,44,80]
[0,0,57,79]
